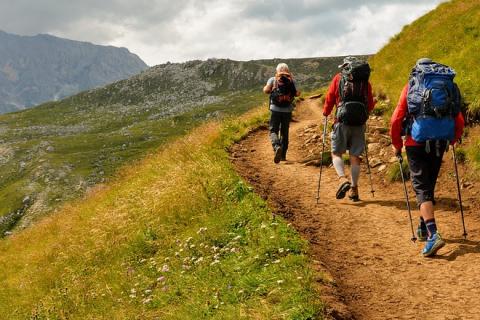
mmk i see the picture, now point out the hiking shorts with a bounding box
[406,142,446,207]
[330,122,365,156]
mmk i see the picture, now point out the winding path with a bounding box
[231,99,480,319]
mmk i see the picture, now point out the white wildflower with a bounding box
[197,227,208,234]
[210,260,220,266]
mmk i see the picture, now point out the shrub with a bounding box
[454,147,467,163]
[387,159,410,182]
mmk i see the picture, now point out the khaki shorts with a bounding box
[330,123,366,156]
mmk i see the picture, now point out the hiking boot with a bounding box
[348,186,359,202]
[416,226,428,242]
[422,232,446,257]
[336,177,351,199]
[274,145,283,164]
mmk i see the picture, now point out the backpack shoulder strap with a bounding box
[339,76,346,103]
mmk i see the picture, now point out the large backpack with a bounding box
[406,61,461,142]
[336,61,371,126]
[270,73,296,107]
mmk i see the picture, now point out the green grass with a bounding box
[0,56,349,228]
[369,0,480,118]
[0,90,266,222]
[369,0,480,173]
[0,108,324,319]
[386,157,409,183]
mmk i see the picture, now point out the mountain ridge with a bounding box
[0,55,355,234]
[0,30,148,113]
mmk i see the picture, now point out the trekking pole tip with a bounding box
[411,236,417,243]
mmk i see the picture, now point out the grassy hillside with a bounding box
[369,0,480,117]
[0,56,350,234]
[0,109,323,319]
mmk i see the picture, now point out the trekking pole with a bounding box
[452,145,467,239]
[397,154,417,243]
[316,117,328,204]
[364,129,375,197]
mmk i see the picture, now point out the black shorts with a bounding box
[406,142,446,206]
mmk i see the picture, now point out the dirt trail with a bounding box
[231,99,480,319]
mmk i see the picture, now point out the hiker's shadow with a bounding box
[432,238,480,261]
[343,197,467,211]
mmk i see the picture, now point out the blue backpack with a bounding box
[406,61,461,142]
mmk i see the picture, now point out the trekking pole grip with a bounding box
[396,154,403,164]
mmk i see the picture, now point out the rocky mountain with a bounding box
[0,30,148,113]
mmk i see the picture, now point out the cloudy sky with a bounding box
[0,0,446,66]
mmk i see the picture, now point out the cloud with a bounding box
[0,0,446,66]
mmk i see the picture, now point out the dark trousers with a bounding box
[269,111,291,156]
[406,142,447,206]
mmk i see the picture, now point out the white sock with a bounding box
[351,164,360,187]
[332,156,345,178]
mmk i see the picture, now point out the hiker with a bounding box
[322,56,375,201]
[390,58,464,257]
[263,63,300,163]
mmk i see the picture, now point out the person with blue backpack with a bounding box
[390,58,465,257]
[263,63,300,163]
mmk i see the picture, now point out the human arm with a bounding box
[367,82,376,113]
[263,77,274,94]
[322,74,340,117]
[452,112,465,145]
[390,85,409,155]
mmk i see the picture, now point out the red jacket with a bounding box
[322,73,375,119]
[390,84,465,150]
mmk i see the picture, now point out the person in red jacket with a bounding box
[323,56,375,201]
[390,58,465,257]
